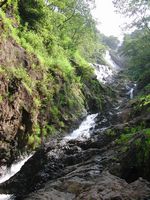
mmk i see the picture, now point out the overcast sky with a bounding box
[92,0,125,39]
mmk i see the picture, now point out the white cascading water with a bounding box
[0,155,32,200]
[126,84,136,99]
[64,113,98,141]
[105,51,120,71]
[92,51,120,84]
[129,88,134,99]
[64,51,119,142]
[0,51,119,200]
[0,194,12,200]
[92,63,113,83]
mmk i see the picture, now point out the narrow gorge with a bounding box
[0,51,150,200]
[0,0,150,200]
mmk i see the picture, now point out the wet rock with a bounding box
[0,50,150,200]
[0,37,41,166]
[120,132,150,183]
[1,124,150,200]
[24,171,150,200]
[0,128,116,196]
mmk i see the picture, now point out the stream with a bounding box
[0,155,32,200]
[0,51,138,200]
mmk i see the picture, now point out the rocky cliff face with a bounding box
[0,34,41,166]
[0,20,107,167]
[1,6,150,200]
[0,72,150,200]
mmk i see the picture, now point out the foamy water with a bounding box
[64,113,98,141]
[0,155,32,200]
[0,51,122,199]
[92,51,120,84]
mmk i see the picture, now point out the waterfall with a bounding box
[92,51,120,84]
[0,155,32,200]
[129,88,134,99]
[105,51,120,71]
[0,51,121,199]
[92,63,113,83]
[0,114,98,199]
[64,113,98,141]
[127,84,136,99]
[0,195,13,200]
[0,112,99,200]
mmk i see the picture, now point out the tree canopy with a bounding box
[115,0,150,90]
[0,0,107,146]
[113,0,150,31]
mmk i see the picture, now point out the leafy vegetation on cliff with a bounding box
[114,0,150,100]
[0,0,108,160]
[113,0,150,176]
[115,0,150,104]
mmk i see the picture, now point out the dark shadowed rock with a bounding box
[23,171,150,200]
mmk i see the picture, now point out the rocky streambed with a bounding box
[0,54,150,200]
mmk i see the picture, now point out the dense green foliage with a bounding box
[114,0,150,169]
[115,0,150,88]
[114,0,150,81]
[119,30,150,81]
[0,0,107,148]
[113,0,150,30]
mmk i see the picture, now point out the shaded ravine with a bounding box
[1,52,150,200]
[0,51,117,199]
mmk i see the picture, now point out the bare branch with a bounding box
[57,7,76,30]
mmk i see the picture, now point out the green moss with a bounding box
[140,95,150,106]
[28,134,41,149]
[44,124,57,136]
[133,130,150,167]
[105,129,116,137]
[115,125,146,145]
[133,94,150,115]
[143,128,150,135]
[0,65,35,96]
[0,95,3,104]
[33,97,41,108]
[6,66,34,95]
[28,135,35,146]
[0,66,5,74]
[116,133,133,145]
[121,146,129,153]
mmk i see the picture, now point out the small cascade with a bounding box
[0,195,13,200]
[129,88,134,99]
[105,51,120,71]
[0,51,141,200]
[64,113,98,141]
[92,63,113,84]
[0,155,32,200]
[92,51,120,84]
[127,84,136,99]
